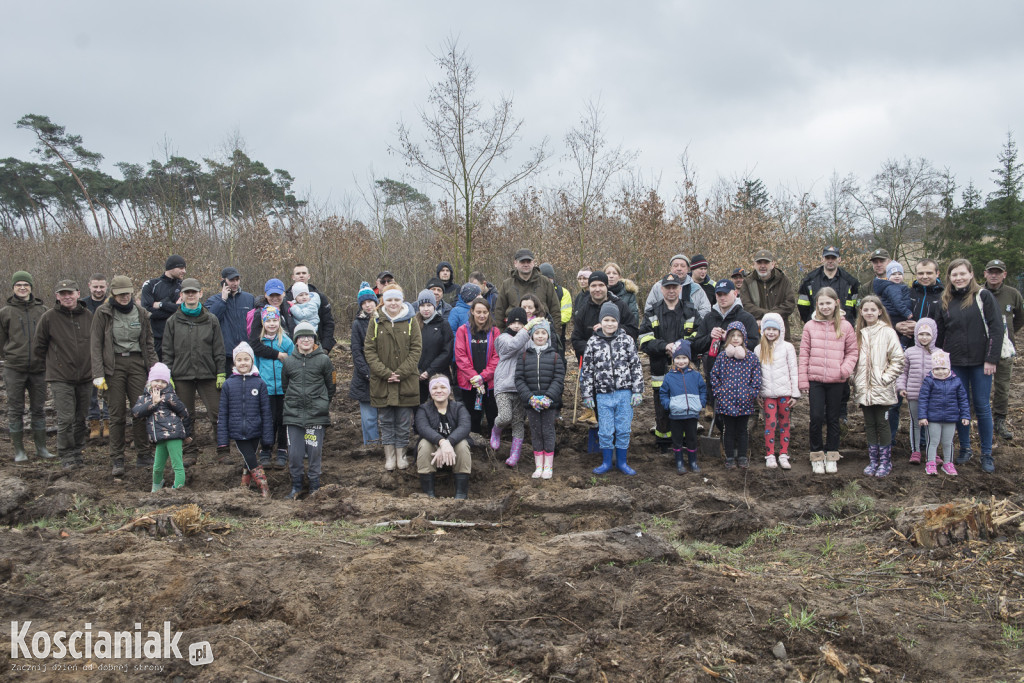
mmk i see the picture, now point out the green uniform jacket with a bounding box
[739,267,797,336]
[0,295,48,373]
[90,300,158,380]
[986,283,1024,338]
[32,301,93,383]
[281,345,336,426]
[161,306,226,380]
[364,306,423,408]
[494,267,563,336]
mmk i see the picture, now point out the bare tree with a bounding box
[391,38,547,279]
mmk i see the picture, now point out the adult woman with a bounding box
[90,276,158,476]
[364,284,422,471]
[936,258,1004,473]
[453,297,500,435]
[349,282,380,446]
[414,375,472,499]
[604,262,639,323]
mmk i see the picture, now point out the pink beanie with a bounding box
[148,363,171,384]
[931,351,950,370]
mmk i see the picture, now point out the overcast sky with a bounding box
[3,2,1022,212]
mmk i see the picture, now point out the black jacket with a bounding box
[285,283,335,352]
[140,274,182,344]
[569,292,639,360]
[348,312,373,403]
[936,286,1004,366]
[797,266,860,323]
[248,295,296,361]
[638,297,699,377]
[132,385,191,443]
[691,302,759,374]
[415,398,472,447]
[515,344,566,409]
[418,313,454,376]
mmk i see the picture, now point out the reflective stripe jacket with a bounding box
[796,266,859,323]
[638,297,698,380]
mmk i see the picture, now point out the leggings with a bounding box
[862,405,890,446]
[527,408,557,452]
[462,389,498,434]
[235,437,261,471]
[763,397,792,455]
[906,399,926,453]
[494,392,525,440]
[153,439,185,489]
[268,394,288,450]
[927,422,956,463]
[669,418,698,450]
[722,415,750,460]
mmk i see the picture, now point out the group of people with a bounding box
[1,243,1019,500]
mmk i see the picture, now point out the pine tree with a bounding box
[988,132,1024,276]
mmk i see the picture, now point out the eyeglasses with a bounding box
[13,283,29,288]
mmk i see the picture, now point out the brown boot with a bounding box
[102,419,110,437]
[89,420,102,440]
[251,466,270,499]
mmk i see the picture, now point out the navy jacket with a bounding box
[918,372,970,424]
[660,367,707,420]
[206,289,256,357]
[217,371,274,446]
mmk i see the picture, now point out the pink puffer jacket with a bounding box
[798,314,858,391]
[896,318,937,400]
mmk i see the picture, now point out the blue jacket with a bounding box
[873,279,912,326]
[448,298,472,336]
[253,333,294,395]
[217,371,274,446]
[660,367,707,420]
[206,289,257,357]
[918,372,970,424]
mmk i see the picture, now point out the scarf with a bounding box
[181,301,202,317]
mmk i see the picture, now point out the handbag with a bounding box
[976,291,1015,360]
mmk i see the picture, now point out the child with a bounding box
[252,306,295,468]
[282,322,336,499]
[131,363,190,492]
[515,319,565,479]
[580,302,644,475]
[917,351,970,476]
[852,295,905,478]
[425,278,454,319]
[491,307,534,466]
[659,340,707,474]
[798,288,858,474]
[754,313,799,470]
[873,262,912,338]
[710,321,762,469]
[217,342,274,497]
[416,289,454,403]
[896,318,937,465]
[289,282,321,329]
[348,283,380,446]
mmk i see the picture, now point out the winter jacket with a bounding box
[494,267,562,336]
[90,300,158,380]
[348,312,373,403]
[161,306,226,380]
[694,276,716,306]
[754,313,799,399]
[639,297,699,378]
[365,303,422,408]
[570,292,639,359]
[579,328,644,401]
[872,278,912,327]
[32,301,93,383]
[515,343,566,409]
[608,280,640,325]
[0,295,47,373]
[901,279,943,346]
[418,312,454,378]
[253,333,294,395]
[281,345,336,426]
[493,327,532,393]
[797,313,858,390]
[453,324,500,390]
[659,367,707,420]
[710,323,762,416]
[644,276,711,319]
[739,268,797,335]
[447,298,473,335]
[936,286,1004,367]
[692,301,760,374]
[896,318,937,400]
[554,283,573,326]
[287,293,320,328]
[205,288,256,359]
[852,321,905,406]
[797,266,860,323]
[132,384,190,443]
[986,282,1024,339]
[415,398,472,447]
[217,370,274,446]
[435,262,461,308]
[285,283,335,352]
[140,273,182,345]
[918,372,971,424]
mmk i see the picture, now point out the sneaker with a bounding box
[275,449,288,469]
[285,488,302,500]
[778,454,791,470]
[724,457,736,470]
[259,450,272,467]
[954,450,972,465]
[765,455,777,469]
[924,461,937,475]
[980,454,995,474]
[737,456,749,469]
[909,451,921,465]
[941,462,958,476]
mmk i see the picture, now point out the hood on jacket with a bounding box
[436,261,454,278]
[7,294,43,308]
[382,301,417,323]
[725,320,747,336]
[760,312,786,341]
[913,317,938,351]
[712,299,745,317]
[610,278,638,294]
[507,265,544,284]
[52,300,89,315]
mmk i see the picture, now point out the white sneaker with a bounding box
[778,454,791,470]
[765,455,778,469]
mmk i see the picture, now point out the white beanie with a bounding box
[291,282,310,297]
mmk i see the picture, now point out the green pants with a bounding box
[153,439,186,490]
[174,378,219,453]
[862,405,889,447]
[4,367,47,433]
[50,380,90,462]
[991,357,1013,417]
[107,354,151,459]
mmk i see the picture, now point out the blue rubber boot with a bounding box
[616,448,637,476]
[593,448,614,475]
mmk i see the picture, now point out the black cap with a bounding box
[588,271,609,286]
[221,266,240,280]
[661,273,683,287]
[165,254,186,270]
[715,279,736,294]
[514,248,535,262]
[822,246,840,258]
[377,271,394,281]
[505,307,528,326]
[731,267,747,278]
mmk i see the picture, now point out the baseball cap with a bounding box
[985,259,1007,272]
[221,266,240,280]
[753,249,774,262]
[55,279,79,293]
[264,278,286,296]
[109,275,133,295]
[869,248,890,261]
[731,267,747,278]
[822,246,840,258]
[180,278,202,293]
[661,273,683,287]
[514,248,535,262]
[715,279,736,294]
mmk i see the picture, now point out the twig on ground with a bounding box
[373,520,502,528]
[241,664,289,682]
[227,634,264,661]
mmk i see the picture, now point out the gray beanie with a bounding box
[599,301,620,323]
[416,289,436,307]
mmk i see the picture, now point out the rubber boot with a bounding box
[593,448,614,475]
[454,473,469,500]
[673,448,686,474]
[308,478,320,496]
[111,457,125,477]
[102,419,110,438]
[863,445,879,476]
[489,424,502,449]
[11,431,27,463]
[252,466,270,498]
[384,444,397,471]
[616,448,637,476]
[33,429,55,459]
[505,438,523,468]
[687,448,700,473]
[241,471,252,488]
[395,446,410,470]
[89,420,101,440]
[531,453,544,478]
[874,445,893,477]
[420,473,436,498]
[542,453,553,479]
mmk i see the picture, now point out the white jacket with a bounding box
[754,312,800,399]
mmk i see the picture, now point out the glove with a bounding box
[529,396,544,411]
[583,397,595,409]
[93,377,108,391]
[524,318,539,330]
[216,373,226,389]
[540,396,552,409]
[631,393,643,407]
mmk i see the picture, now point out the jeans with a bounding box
[596,389,633,449]
[951,364,993,456]
[358,401,380,444]
[88,385,109,421]
[378,406,413,448]
[808,382,844,452]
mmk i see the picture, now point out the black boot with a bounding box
[111,457,125,477]
[673,448,686,474]
[453,473,469,500]
[11,431,27,462]
[687,448,700,473]
[419,473,436,498]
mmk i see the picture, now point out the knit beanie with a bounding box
[673,339,692,360]
[11,271,33,288]
[577,269,592,279]
[538,263,556,279]
[291,282,309,298]
[164,254,186,270]
[531,319,551,339]
[293,322,318,340]
[381,284,404,302]
[426,277,444,291]
[233,342,254,364]
[599,301,620,322]
[931,350,951,371]
[460,283,481,303]
[357,281,378,305]
[670,253,690,266]
[689,254,709,269]
[885,262,904,278]
[417,289,436,307]
[506,307,528,326]
[588,271,609,286]
[148,363,171,384]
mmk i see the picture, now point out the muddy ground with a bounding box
[1,335,1023,682]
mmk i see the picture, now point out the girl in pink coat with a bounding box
[798,287,858,474]
[755,312,799,470]
[896,317,937,465]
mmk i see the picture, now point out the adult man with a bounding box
[140,255,185,360]
[32,280,93,469]
[797,246,860,323]
[984,259,1023,440]
[638,273,699,450]
[85,274,108,313]
[0,271,53,461]
[425,277,454,318]
[730,268,747,291]
[84,274,111,439]
[494,249,562,335]
[739,250,797,338]
[868,248,890,281]
[288,264,335,352]
[643,254,711,318]
[206,266,256,369]
[373,271,394,298]
[689,254,716,303]
[468,271,498,311]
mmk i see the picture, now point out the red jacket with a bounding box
[798,314,858,390]
[453,325,500,390]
